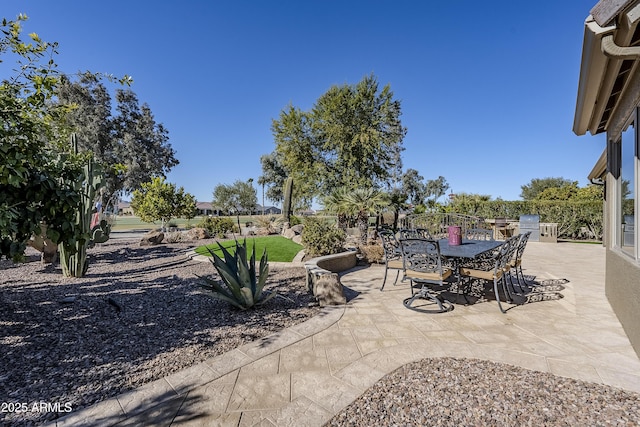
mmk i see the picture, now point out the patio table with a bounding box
[438,238,503,303]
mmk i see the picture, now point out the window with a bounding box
[619,113,637,258]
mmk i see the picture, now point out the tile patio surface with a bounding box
[49,241,640,426]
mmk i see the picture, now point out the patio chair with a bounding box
[399,238,454,313]
[399,228,432,239]
[459,236,519,313]
[464,228,494,241]
[415,228,432,239]
[378,229,404,291]
[506,231,532,292]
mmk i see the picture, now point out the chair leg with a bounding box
[403,285,453,313]
[380,269,401,292]
[494,277,508,314]
[380,267,389,291]
[503,270,518,303]
[504,272,518,303]
[508,266,526,294]
[516,266,529,290]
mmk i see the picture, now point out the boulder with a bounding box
[140,230,164,246]
[186,227,209,240]
[291,224,304,234]
[292,235,303,245]
[282,228,296,239]
[311,272,346,306]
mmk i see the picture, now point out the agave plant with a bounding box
[198,239,274,309]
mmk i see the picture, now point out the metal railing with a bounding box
[398,213,485,239]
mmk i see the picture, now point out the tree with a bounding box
[424,176,450,206]
[180,192,198,223]
[55,74,179,205]
[535,183,580,201]
[324,187,388,244]
[322,187,353,230]
[575,184,604,201]
[401,168,426,205]
[261,74,406,206]
[130,177,197,230]
[0,15,132,263]
[212,180,257,232]
[1,15,81,261]
[520,177,575,200]
[383,187,408,231]
[258,152,287,204]
[447,192,492,215]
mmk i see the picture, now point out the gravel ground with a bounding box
[326,358,640,426]
[0,237,319,426]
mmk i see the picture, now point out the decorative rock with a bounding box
[140,230,164,246]
[186,227,209,240]
[312,272,346,306]
[291,224,304,234]
[304,251,356,306]
[292,235,303,245]
[283,228,296,239]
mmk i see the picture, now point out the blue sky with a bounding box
[3,0,606,205]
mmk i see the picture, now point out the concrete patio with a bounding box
[49,241,640,426]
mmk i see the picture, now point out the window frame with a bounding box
[613,107,639,260]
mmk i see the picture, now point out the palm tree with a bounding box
[343,188,389,244]
[383,187,408,231]
[322,187,351,231]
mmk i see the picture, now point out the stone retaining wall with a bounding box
[304,250,357,306]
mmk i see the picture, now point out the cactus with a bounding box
[58,133,108,277]
[282,177,294,225]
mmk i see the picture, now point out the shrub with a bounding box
[289,215,302,226]
[359,244,384,263]
[197,216,237,237]
[255,216,282,234]
[443,200,604,241]
[198,239,274,310]
[302,217,346,257]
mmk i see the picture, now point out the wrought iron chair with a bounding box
[458,236,519,313]
[506,231,532,293]
[378,229,404,291]
[399,238,454,313]
[399,228,432,239]
[415,228,432,239]
[464,228,494,241]
[398,228,416,239]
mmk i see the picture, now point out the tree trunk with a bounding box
[358,211,369,245]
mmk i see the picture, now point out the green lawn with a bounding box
[195,235,303,262]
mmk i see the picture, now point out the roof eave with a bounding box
[573,17,617,136]
[588,148,608,180]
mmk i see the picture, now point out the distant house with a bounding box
[116,201,134,216]
[573,0,640,357]
[296,209,316,216]
[196,202,214,216]
[256,205,281,215]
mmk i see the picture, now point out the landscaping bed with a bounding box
[0,237,320,426]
